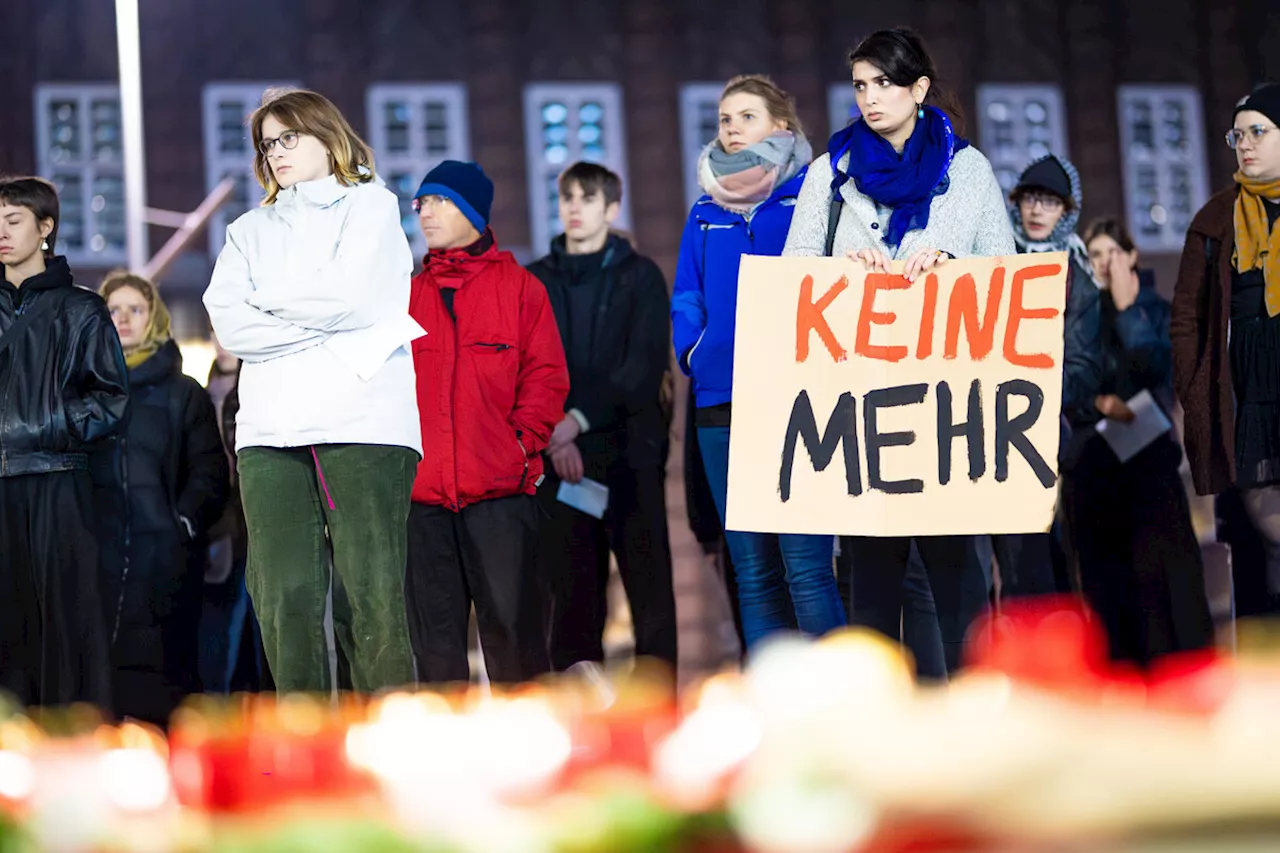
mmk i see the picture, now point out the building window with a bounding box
[679,83,723,209]
[523,83,630,255]
[828,82,860,138]
[202,82,297,257]
[366,83,470,257]
[1117,84,1209,252]
[34,84,126,266]
[975,84,1069,196]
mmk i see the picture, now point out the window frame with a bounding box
[523,82,631,256]
[975,83,1070,197]
[679,82,724,209]
[34,83,127,267]
[201,82,298,257]
[1116,84,1210,252]
[365,82,471,258]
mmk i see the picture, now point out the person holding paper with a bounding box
[1173,82,1280,614]
[997,154,1105,599]
[672,74,847,651]
[1058,217,1213,665]
[202,88,423,694]
[782,28,1014,674]
[405,160,570,684]
[527,162,678,674]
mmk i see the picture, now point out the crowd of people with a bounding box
[1,26,1278,719]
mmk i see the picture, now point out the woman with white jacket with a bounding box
[203,88,423,693]
[784,29,1015,675]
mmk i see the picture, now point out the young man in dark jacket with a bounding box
[527,163,677,674]
[406,160,570,684]
[0,177,130,709]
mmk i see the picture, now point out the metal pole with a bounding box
[141,178,236,282]
[115,0,148,271]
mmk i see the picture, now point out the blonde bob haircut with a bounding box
[249,88,375,205]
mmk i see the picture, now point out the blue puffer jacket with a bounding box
[671,169,807,408]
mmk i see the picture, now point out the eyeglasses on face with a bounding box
[258,130,301,156]
[1020,192,1064,212]
[411,195,454,213]
[1226,124,1276,149]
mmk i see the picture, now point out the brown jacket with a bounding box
[1170,186,1238,496]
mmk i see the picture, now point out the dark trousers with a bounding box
[538,465,677,672]
[1216,487,1275,617]
[199,557,271,695]
[0,471,113,709]
[238,444,419,694]
[991,532,1060,598]
[1064,437,1214,666]
[406,495,550,684]
[837,541,946,678]
[108,533,203,726]
[843,535,990,675]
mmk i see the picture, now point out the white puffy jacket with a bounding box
[203,174,424,455]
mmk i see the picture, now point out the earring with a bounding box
[41,239,49,252]
[917,104,924,119]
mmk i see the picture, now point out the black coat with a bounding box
[0,256,129,476]
[1098,270,1174,407]
[527,234,671,470]
[100,340,229,723]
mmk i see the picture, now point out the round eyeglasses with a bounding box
[259,130,301,156]
[1226,124,1276,149]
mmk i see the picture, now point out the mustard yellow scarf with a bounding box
[1233,171,1280,316]
[125,295,172,368]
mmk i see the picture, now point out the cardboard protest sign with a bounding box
[725,253,1067,537]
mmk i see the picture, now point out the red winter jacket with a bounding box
[409,234,569,510]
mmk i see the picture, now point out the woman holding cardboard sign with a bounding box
[672,75,846,651]
[782,28,1014,674]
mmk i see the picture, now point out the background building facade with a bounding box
[4,0,1278,326]
[2,0,1276,674]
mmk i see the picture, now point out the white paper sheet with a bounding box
[1094,389,1172,464]
[556,477,610,519]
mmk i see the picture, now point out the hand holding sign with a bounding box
[726,253,1067,537]
[902,247,950,282]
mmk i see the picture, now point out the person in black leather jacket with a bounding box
[0,177,130,709]
[98,271,228,726]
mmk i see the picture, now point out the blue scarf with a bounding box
[828,106,968,250]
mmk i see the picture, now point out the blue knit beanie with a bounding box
[413,160,493,234]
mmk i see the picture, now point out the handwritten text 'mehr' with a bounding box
[779,263,1064,503]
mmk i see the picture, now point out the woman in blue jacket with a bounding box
[671,75,845,650]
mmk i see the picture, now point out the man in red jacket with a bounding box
[405,160,569,684]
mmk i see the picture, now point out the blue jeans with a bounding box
[697,425,846,649]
